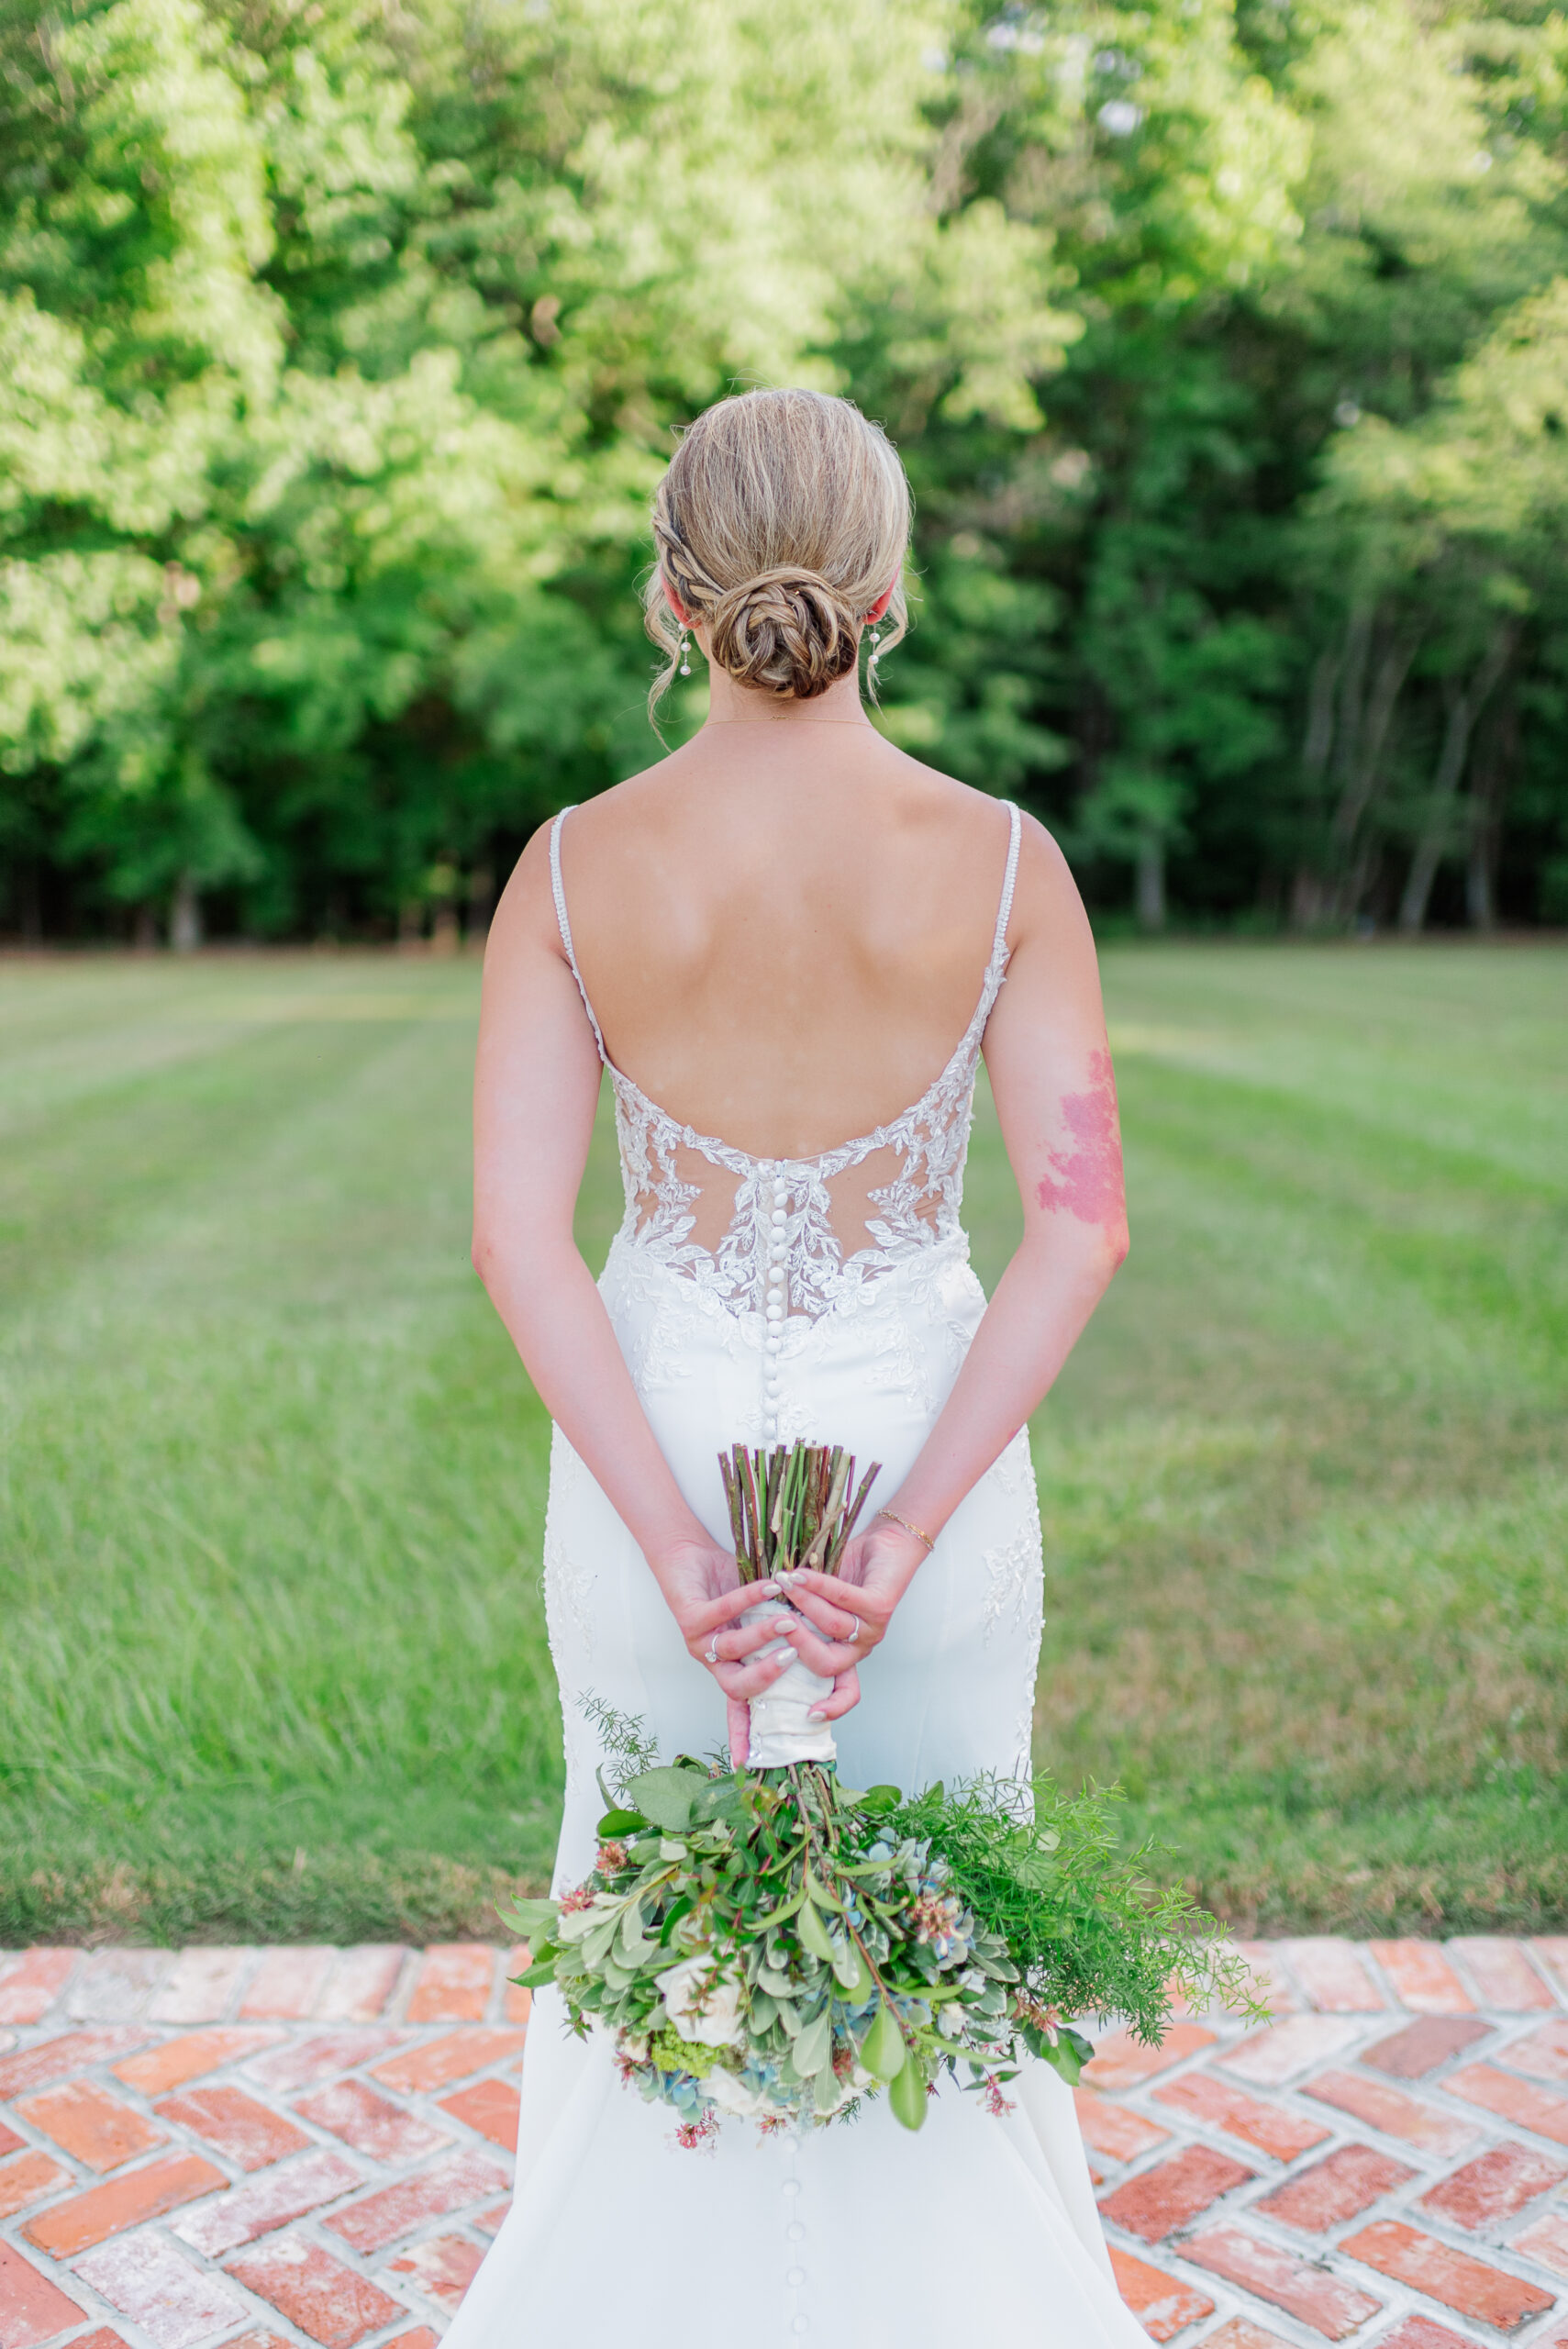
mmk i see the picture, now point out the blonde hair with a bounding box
[644,388,911,711]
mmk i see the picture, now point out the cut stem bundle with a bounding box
[718,1442,880,1583]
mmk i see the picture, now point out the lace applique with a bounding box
[981,1520,1041,1648]
[551,802,1021,1326]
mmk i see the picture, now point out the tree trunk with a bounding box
[170,871,202,952]
[1465,693,1517,931]
[1329,626,1419,913]
[1398,624,1517,935]
[1135,832,1166,932]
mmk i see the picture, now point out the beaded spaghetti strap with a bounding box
[549,807,607,1064]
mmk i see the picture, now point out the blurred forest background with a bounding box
[5,0,1568,947]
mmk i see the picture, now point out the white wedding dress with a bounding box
[444,802,1148,2349]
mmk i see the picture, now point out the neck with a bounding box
[700,658,873,729]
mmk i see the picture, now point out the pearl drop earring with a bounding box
[678,627,692,677]
[868,627,882,675]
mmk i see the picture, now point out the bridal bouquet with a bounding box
[503,1442,1262,2142]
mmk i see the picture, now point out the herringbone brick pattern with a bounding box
[3,1940,1567,2348]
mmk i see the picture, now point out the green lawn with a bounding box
[1,944,1564,1943]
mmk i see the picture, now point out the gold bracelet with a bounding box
[877,1507,936,1553]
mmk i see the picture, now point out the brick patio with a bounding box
[4,1941,1568,2349]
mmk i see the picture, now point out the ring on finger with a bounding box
[704,1635,721,1666]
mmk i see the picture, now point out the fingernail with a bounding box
[808,1706,827,1719]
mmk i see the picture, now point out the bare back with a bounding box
[551,728,1018,1264]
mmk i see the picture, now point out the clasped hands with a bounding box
[659,1517,932,1763]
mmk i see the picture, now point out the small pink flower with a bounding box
[559,1883,596,1915]
[596,1840,629,1875]
[982,2073,1017,2117]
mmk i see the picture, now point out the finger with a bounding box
[782,1620,865,1676]
[809,1665,862,1721]
[773,1582,859,1639]
[715,1646,795,1700]
[699,1616,791,1668]
[728,1696,751,1769]
[784,1569,873,1614]
[692,1581,773,1632]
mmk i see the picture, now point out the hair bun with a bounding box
[707,566,859,701]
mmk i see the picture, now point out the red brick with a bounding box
[70,2328,135,2349]
[239,1949,336,2021]
[154,2084,311,2171]
[1152,2070,1330,2161]
[0,2031,149,2099]
[0,2151,72,2222]
[384,2331,439,2349]
[1447,1941,1552,2013]
[1304,2069,1478,2155]
[1511,2212,1568,2280]
[0,2243,86,2349]
[1360,2018,1490,2080]
[1256,2144,1415,2232]
[1501,2019,1568,2086]
[436,2077,519,2153]
[1100,2144,1253,2242]
[1446,2063,1568,2146]
[217,2333,294,2349]
[247,2031,408,2095]
[385,2234,485,2312]
[228,2237,404,2349]
[1370,1943,1473,2015]
[73,2235,248,2349]
[293,2078,449,2164]
[1184,2224,1384,2339]
[1203,2322,1296,2349]
[16,2080,165,2172]
[1220,2014,1364,2087]
[113,2027,279,2095]
[20,2152,226,2256]
[317,1948,407,2024]
[1374,2319,1476,2349]
[501,1948,532,2029]
[406,1945,494,2023]
[0,2121,19,2157]
[474,2200,509,2236]
[172,2149,362,2256]
[1106,2245,1214,2341]
[1341,2221,1553,2330]
[371,2030,525,2096]
[0,1953,75,2029]
[1529,1939,1568,2003]
[324,2149,509,2254]
[149,1950,250,2025]
[1284,1942,1387,2013]
[1418,2143,1567,2230]
[1073,2085,1173,2163]
[1084,2022,1217,2089]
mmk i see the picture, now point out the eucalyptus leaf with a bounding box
[623,1766,702,1832]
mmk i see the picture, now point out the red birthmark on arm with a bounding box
[1035,1051,1124,1227]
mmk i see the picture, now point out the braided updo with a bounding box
[645,388,911,710]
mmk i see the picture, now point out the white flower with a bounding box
[704,2068,772,2118]
[657,1954,744,2047]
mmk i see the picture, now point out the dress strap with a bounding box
[991,801,1022,965]
[549,807,608,1064]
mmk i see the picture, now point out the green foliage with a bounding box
[503,1732,1260,2138]
[2,0,1566,933]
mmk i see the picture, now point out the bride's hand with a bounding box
[652,1538,802,1764]
[772,1516,932,1718]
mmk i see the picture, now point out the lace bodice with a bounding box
[550,800,1020,1330]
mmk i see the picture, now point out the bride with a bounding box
[462,388,1139,2347]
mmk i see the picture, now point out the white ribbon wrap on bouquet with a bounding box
[742,1599,836,1765]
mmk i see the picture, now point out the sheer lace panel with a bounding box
[550,800,1020,1321]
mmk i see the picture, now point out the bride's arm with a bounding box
[472,828,795,1737]
[778,813,1129,1701]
